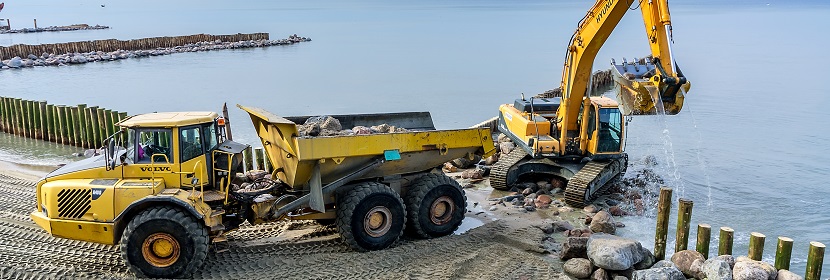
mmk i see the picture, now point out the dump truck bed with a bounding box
[239,105,496,188]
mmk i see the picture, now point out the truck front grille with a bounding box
[57,189,91,219]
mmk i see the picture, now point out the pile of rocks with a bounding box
[0,24,110,34]
[297,115,408,138]
[547,219,804,280]
[0,35,311,70]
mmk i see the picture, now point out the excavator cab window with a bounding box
[596,108,622,153]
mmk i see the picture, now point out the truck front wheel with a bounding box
[336,182,406,251]
[120,206,209,278]
[405,173,466,238]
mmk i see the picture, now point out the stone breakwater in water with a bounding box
[0,34,310,69]
[0,24,110,34]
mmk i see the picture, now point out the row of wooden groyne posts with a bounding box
[653,187,825,279]
[0,33,270,60]
[0,96,274,173]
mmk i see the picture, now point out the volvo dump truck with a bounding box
[31,105,495,278]
[492,0,691,207]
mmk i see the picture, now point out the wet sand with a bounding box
[0,164,587,279]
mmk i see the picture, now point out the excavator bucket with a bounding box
[611,58,690,115]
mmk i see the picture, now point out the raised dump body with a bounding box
[239,105,496,189]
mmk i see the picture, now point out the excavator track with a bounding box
[563,155,627,208]
[490,148,529,190]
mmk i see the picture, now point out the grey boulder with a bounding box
[587,233,644,270]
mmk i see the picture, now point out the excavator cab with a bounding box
[580,97,624,158]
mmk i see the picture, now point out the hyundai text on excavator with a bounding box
[491,0,691,207]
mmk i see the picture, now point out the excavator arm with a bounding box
[558,0,690,154]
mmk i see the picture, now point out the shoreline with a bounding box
[0,159,56,181]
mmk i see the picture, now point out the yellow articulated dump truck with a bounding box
[30,105,495,278]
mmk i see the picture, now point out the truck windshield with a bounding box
[596,108,622,153]
[136,129,173,163]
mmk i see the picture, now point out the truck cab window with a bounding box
[137,129,173,163]
[181,126,204,162]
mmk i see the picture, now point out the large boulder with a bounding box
[670,250,705,278]
[733,259,777,280]
[7,56,23,68]
[589,211,616,234]
[564,258,594,279]
[633,247,656,270]
[587,234,644,270]
[700,258,732,280]
[560,237,589,260]
[631,266,685,280]
[776,269,803,280]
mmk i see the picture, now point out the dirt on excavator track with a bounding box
[0,173,564,279]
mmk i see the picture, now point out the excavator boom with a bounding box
[493,0,690,207]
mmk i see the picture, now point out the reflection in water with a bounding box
[0,131,84,167]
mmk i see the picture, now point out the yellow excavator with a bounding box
[492,0,691,207]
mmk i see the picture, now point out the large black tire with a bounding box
[405,173,466,238]
[336,182,406,251]
[120,206,209,279]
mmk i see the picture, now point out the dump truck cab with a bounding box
[31,111,245,278]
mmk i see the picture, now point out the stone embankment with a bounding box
[0,23,109,34]
[0,33,310,69]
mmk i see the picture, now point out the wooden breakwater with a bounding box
[0,97,127,148]
[0,33,270,60]
[654,187,826,280]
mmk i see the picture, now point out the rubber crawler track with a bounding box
[489,148,529,190]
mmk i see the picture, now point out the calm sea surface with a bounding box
[1,0,828,277]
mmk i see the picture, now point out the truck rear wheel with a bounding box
[405,173,466,238]
[336,182,406,251]
[120,206,209,278]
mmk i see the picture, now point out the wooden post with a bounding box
[696,224,711,259]
[38,101,47,140]
[29,100,38,138]
[15,98,24,136]
[805,241,825,280]
[55,106,67,145]
[88,106,100,147]
[31,100,42,139]
[654,187,672,260]
[774,236,793,270]
[243,146,253,172]
[748,232,765,261]
[76,104,88,148]
[718,227,734,256]
[254,148,265,171]
[20,99,29,137]
[45,104,55,142]
[70,107,82,147]
[222,102,233,140]
[97,108,108,140]
[109,110,119,134]
[676,198,693,252]
[64,106,75,146]
[0,97,5,132]
[103,109,114,137]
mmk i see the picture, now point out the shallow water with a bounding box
[1,0,829,277]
